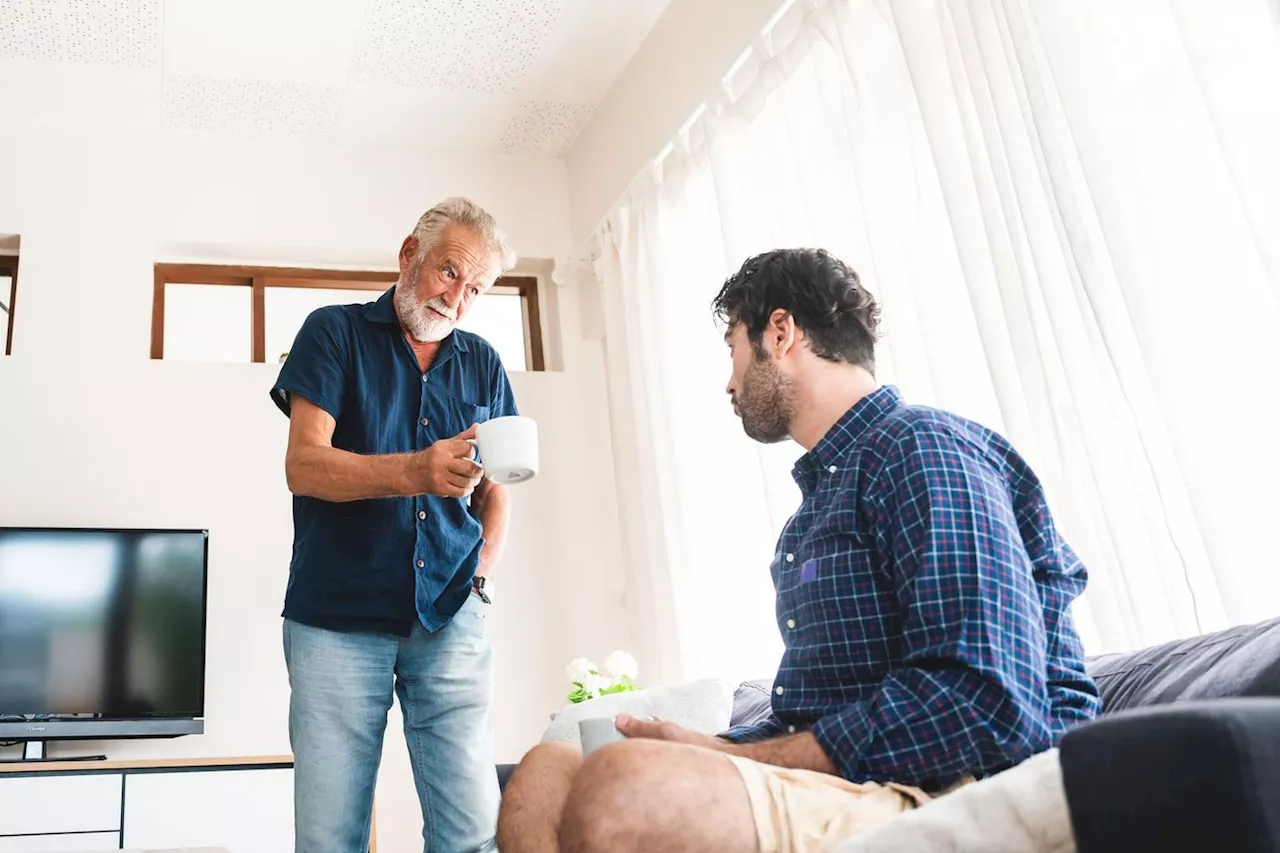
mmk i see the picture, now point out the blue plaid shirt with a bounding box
[722,386,1101,789]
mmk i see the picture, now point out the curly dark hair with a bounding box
[712,248,881,373]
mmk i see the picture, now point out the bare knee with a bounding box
[559,739,669,853]
[506,741,583,796]
[496,742,583,848]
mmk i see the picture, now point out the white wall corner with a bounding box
[565,0,787,249]
[565,255,605,343]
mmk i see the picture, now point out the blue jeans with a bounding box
[284,593,498,853]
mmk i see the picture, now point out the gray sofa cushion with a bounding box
[1086,617,1280,713]
[730,679,775,729]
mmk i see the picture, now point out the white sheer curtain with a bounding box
[592,0,1280,684]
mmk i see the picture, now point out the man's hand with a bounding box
[617,713,839,774]
[614,714,728,751]
[409,425,484,498]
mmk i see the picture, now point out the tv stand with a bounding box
[0,740,106,763]
[0,755,378,852]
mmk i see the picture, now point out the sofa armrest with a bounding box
[497,763,518,792]
[1060,698,1280,853]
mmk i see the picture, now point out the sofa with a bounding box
[1061,618,1280,852]
[498,617,1280,848]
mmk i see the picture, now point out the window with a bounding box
[456,281,543,373]
[151,265,544,371]
[0,254,16,356]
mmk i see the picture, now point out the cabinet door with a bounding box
[0,775,122,836]
[0,832,120,852]
[122,767,293,853]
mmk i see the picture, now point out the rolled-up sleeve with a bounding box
[487,353,519,419]
[719,715,786,744]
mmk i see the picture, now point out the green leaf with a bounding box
[598,682,638,697]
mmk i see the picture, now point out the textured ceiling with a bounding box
[0,0,161,66]
[0,0,673,155]
[352,0,564,93]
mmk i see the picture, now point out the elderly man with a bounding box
[497,248,1100,853]
[270,198,518,853]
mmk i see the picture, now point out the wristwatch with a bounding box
[472,575,492,604]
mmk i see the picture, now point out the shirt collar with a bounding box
[793,385,904,491]
[362,286,469,352]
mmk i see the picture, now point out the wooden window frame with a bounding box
[151,264,545,370]
[0,254,17,356]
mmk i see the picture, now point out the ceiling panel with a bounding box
[164,74,341,136]
[350,0,565,93]
[499,100,594,156]
[0,0,161,66]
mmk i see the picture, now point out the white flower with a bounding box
[582,672,615,698]
[604,650,638,681]
[566,657,596,684]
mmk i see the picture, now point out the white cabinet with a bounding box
[0,775,122,835]
[0,757,299,853]
[124,768,292,853]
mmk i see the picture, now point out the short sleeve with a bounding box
[488,353,519,419]
[270,307,350,420]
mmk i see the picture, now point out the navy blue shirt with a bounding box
[722,387,1100,789]
[270,287,518,636]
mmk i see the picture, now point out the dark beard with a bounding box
[737,357,793,444]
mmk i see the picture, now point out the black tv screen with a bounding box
[0,528,208,719]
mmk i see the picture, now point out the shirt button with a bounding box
[419,418,429,427]
[828,465,838,474]
[421,375,428,383]
[418,511,426,520]
[785,554,794,563]
[787,725,796,734]
[416,559,424,568]
[775,685,785,695]
[786,618,796,629]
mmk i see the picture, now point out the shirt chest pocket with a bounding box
[789,547,884,629]
[425,395,491,442]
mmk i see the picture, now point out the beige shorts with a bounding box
[726,754,942,853]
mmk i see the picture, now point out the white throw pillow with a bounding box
[541,678,736,747]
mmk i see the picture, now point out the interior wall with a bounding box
[0,127,630,852]
[565,0,785,247]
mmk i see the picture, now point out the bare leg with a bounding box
[559,739,758,853]
[496,742,583,853]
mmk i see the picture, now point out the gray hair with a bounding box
[412,197,517,272]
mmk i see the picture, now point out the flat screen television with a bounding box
[0,527,208,761]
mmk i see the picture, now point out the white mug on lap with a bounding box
[579,717,625,756]
[474,416,539,484]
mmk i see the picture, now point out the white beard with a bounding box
[394,270,455,343]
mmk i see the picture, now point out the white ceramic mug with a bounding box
[474,416,539,484]
[578,717,625,756]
